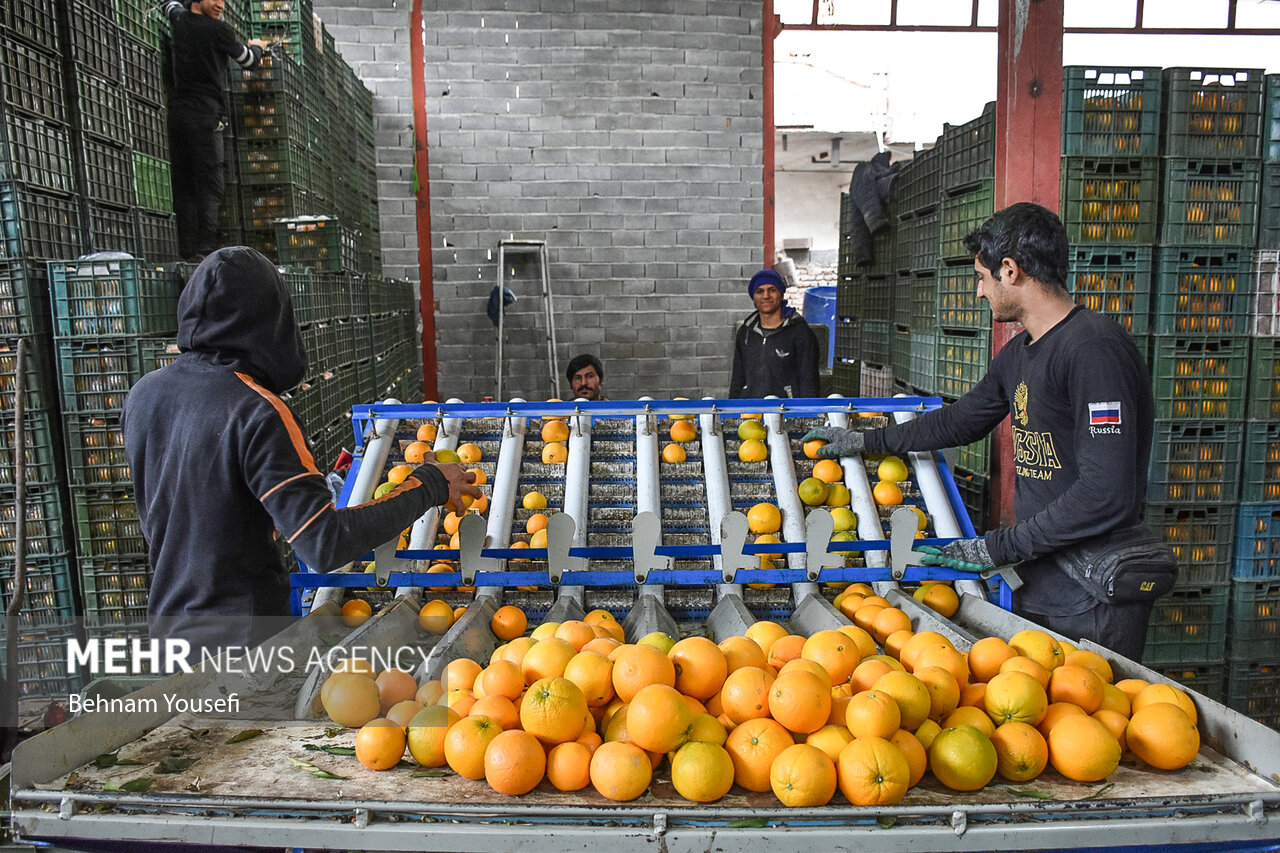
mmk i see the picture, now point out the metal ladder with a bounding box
[495,239,559,400]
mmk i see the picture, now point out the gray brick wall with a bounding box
[314,1,764,401]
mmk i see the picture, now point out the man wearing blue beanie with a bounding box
[729,268,820,398]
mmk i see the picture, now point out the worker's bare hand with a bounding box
[247,38,270,50]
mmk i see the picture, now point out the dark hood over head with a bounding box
[177,246,307,393]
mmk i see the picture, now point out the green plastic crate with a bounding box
[1,182,82,261]
[832,314,859,364]
[951,466,989,532]
[1063,66,1163,157]
[1147,419,1243,504]
[1068,244,1152,335]
[890,324,911,377]
[940,102,994,193]
[908,329,936,393]
[1234,503,1280,579]
[71,486,146,558]
[897,208,939,275]
[832,359,859,397]
[0,111,75,195]
[137,336,180,373]
[1163,67,1264,159]
[1150,335,1250,420]
[48,257,180,338]
[1150,661,1226,704]
[0,334,55,412]
[935,328,989,399]
[79,554,152,634]
[0,623,82,699]
[1226,658,1280,729]
[1243,422,1280,504]
[1,551,76,631]
[63,414,131,487]
[910,271,936,332]
[81,137,134,208]
[861,318,891,368]
[132,152,173,214]
[88,202,139,256]
[1267,74,1280,163]
[936,262,988,331]
[1143,583,1229,665]
[1229,578,1280,659]
[0,485,67,559]
[0,260,49,336]
[1160,158,1260,247]
[1250,337,1280,421]
[1253,248,1280,335]
[56,338,144,415]
[862,275,892,322]
[0,408,60,486]
[1061,157,1159,245]
[75,68,131,146]
[1145,501,1237,586]
[0,0,61,57]
[938,180,994,263]
[276,216,359,272]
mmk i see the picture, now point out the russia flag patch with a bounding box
[1088,401,1122,425]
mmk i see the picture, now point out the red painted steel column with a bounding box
[410,0,438,400]
[763,0,779,267]
[989,0,1063,528]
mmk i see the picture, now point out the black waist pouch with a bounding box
[1050,522,1179,604]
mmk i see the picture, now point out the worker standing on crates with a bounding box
[162,0,268,262]
[121,248,480,661]
[806,203,1165,660]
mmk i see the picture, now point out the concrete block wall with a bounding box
[314,1,764,402]
[309,0,421,283]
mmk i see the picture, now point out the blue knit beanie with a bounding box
[748,268,786,297]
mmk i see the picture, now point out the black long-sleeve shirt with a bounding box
[729,312,821,398]
[163,0,261,112]
[864,306,1154,616]
[123,249,444,657]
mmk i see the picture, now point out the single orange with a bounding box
[520,676,589,745]
[928,724,998,791]
[611,643,676,702]
[991,720,1048,782]
[341,598,373,627]
[546,741,593,791]
[1047,714,1121,782]
[484,729,546,795]
[770,743,837,807]
[844,689,902,739]
[418,599,455,634]
[724,716,794,792]
[670,741,735,803]
[443,715,501,779]
[1048,664,1106,714]
[836,736,910,805]
[627,684,694,753]
[491,605,528,641]
[768,669,831,735]
[670,636,729,700]
[967,636,1017,683]
[1126,701,1199,770]
[355,718,407,770]
[405,705,461,767]
[589,740,652,801]
[469,695,519,731]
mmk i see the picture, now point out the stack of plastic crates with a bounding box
[48,256,184,645]
[1226,95,1280,726]
[0,1,86,703]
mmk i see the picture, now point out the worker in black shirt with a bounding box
[729,268,820,399]
[122,247,481,660]
[163,0,268,262]
[806,203,1157,659]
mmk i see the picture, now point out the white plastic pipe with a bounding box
[478,399,528,597]
[634,399,665,599]
[892,401,985,599]
[827,402,889,569]
[432,396,465,455]
[559,404,592,599]
[765,402,817,601]
[634,398,661,517]
[311,398,402,613]
[699,399,736,591]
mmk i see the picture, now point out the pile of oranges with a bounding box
[319,590,1202,806]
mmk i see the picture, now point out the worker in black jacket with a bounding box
[163,0,267,261]
[806,203,1156,659]
[729,268,821,399]
[122,248,480,660]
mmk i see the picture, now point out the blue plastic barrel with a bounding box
[802,285,837,369]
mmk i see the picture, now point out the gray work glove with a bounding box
[802,425,865,458]
[915,537,994,572]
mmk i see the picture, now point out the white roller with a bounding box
[764,402,817,601]
[433,396,465,455]
[892,400,986,599]
[826,401,888,570]
[559,402,592,599]
[477,399,528,597]
[698,399,736,592]
[634,398,661,516]
[310,397,402,613]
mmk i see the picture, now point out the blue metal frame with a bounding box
[290,397,1003,613]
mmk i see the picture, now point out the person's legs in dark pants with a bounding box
[1015,600,1154,662]
[168,104,225,260]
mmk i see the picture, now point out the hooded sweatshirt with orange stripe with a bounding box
[122,247,447,658]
